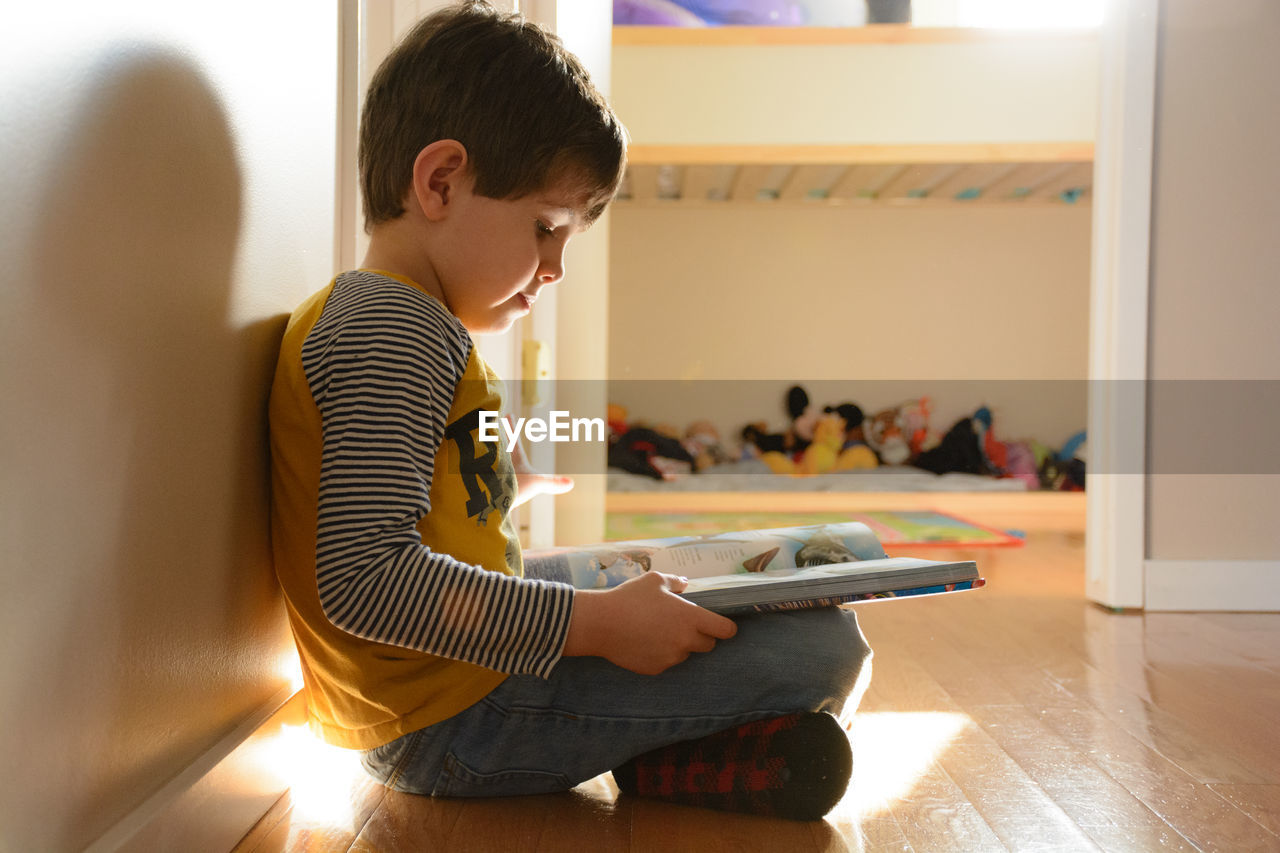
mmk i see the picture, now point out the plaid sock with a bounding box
[611,712,851,821]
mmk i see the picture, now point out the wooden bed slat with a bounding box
[625,142,1096,167]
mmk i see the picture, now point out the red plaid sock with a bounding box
[611,712,851,821]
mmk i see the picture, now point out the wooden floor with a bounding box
[236,496,1280,852]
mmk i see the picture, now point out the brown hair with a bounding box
[358,1,627,232]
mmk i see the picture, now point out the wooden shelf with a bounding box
[618,156,1094,207]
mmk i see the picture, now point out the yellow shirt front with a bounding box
[269,270,572,749]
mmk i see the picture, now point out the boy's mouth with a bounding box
[517,292,536,311]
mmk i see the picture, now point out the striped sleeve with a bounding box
[301,274,573,678]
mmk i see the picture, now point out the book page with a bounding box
[523,522,887,590]
[681,557,938,593]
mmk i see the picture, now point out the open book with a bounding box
[523,521,983,615]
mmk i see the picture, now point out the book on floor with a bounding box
[523,521,983,615]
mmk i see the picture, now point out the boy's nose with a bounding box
[538,247,566,284]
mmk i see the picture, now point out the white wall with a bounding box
[609,203,1092,451]
[612,34,1097,148]
[0,3,339,849]
[1146,0,1280,562]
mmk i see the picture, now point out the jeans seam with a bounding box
[439,751,572,797]
[383,730,422,792]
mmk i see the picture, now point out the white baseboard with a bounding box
[85,687,305,853]
[1145,559,1280,611]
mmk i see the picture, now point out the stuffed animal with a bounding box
[763,412,878,476]
[761,411,839,477]
[835,442,878,471]
[825,403,866,446]
[786,384,818,452]
[607,403,629,439]
[865,406,911,466]
[740,421,789,458]
[608,427,695,480]
[795,413,843,476]
[972,405,1008,473]
[760,447,797,475]
[1039,430,1086,490]
[898,397,932,457]
[741,384,817,459]
[913,416,992,476]
[1003,441,1040,489]
[682,420,730,471]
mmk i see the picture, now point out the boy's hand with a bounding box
[562,572,738,675]
[513,470,574,506]
[506,415,573,508]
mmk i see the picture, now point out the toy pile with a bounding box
[739,385,931,476]
[913,406,1086,491]
[739,385,879,476]
[608,386,1086,490]
[737,386,1087,490]
[606,404,733,480]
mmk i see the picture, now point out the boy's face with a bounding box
[435,173,588,335]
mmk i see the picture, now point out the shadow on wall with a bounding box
[2,47,291,850]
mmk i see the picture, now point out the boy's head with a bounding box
[359,1,627,234]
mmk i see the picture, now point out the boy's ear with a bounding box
[411,139,469,222]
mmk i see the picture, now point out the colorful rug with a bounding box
[604,509,1023,548]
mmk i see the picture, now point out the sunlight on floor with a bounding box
[261,724,367,826]
[248,707,974,838]
[278,652,306,693]
[845,711,972,816]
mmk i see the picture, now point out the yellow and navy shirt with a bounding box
[269,270,573,750]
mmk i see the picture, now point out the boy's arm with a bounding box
[305,283,572,678]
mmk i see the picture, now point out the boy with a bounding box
[269,1,871,821]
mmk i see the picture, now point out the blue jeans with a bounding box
[360,607,873,798]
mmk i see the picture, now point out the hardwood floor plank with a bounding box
[627,797,848,852]
[1140,624,1280,694]
[862,608,1025,709]
[1207,784,1280,837]
[1185,613,1280,678]
[939,738,1102,852]
[848,815,913,852]
[1072,824,1206,853]
[888,614,1202,850]
[911,571,1280,789]
[1180,616,1280,674]
[847,626,1088,852]
[1041,657,1275,785]
[232,792,291,853]
[959,704,1199,852]
[354,782,631,852]
[1038,706,1280,851]
[1194,612,1280,632]
[849,524,1268,853]
[884,760,1005,853]
[247,774,386,853]
[849,643,977,720]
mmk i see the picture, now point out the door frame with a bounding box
[1085,0,1159,609]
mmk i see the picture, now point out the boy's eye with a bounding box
[536,220,555,236]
